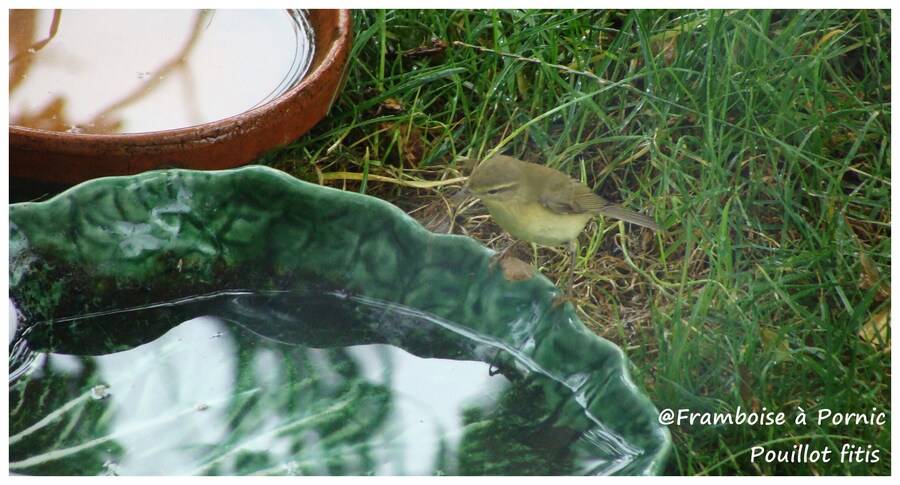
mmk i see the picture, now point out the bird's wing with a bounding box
[538,179,612,214]
[539,178,662,231]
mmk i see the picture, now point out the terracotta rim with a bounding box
[10,9,353,185]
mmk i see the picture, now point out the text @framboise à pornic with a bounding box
[658,406,886,464]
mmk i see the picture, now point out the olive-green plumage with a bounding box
[466,155,661,298]
[467,155,661,246]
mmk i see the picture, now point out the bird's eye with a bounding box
[487,189,500,195]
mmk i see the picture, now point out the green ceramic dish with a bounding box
[8,165,670,475]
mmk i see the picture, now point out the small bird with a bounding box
[465,155,662,297]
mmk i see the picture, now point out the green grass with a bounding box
[258,9,891,475]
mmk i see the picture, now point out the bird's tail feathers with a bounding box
[598,205,662,231]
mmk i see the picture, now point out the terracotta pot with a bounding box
[9,9,353,185]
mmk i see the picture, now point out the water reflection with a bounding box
[9,288,644,475]
[9,10,315,134]
[96,317,236,474]
[347,345,508,474]
[9,315,513,475]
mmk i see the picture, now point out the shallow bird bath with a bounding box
[10,9,352,186]
[8,166,670,475]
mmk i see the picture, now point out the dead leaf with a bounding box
[859,306,890,351]
[381,97,404,112]
[859,252,890,299]
[386,37,448,60]
[379,121,424,168]
[499,256,536,281]
[401,125,424,168]
[650,35,678,65]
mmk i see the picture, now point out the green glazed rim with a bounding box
[9,165,671,475]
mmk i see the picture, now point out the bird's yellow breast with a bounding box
[482,199,593,246]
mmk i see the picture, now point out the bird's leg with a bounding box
[565,240,577,298]
[553,240,578,308]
